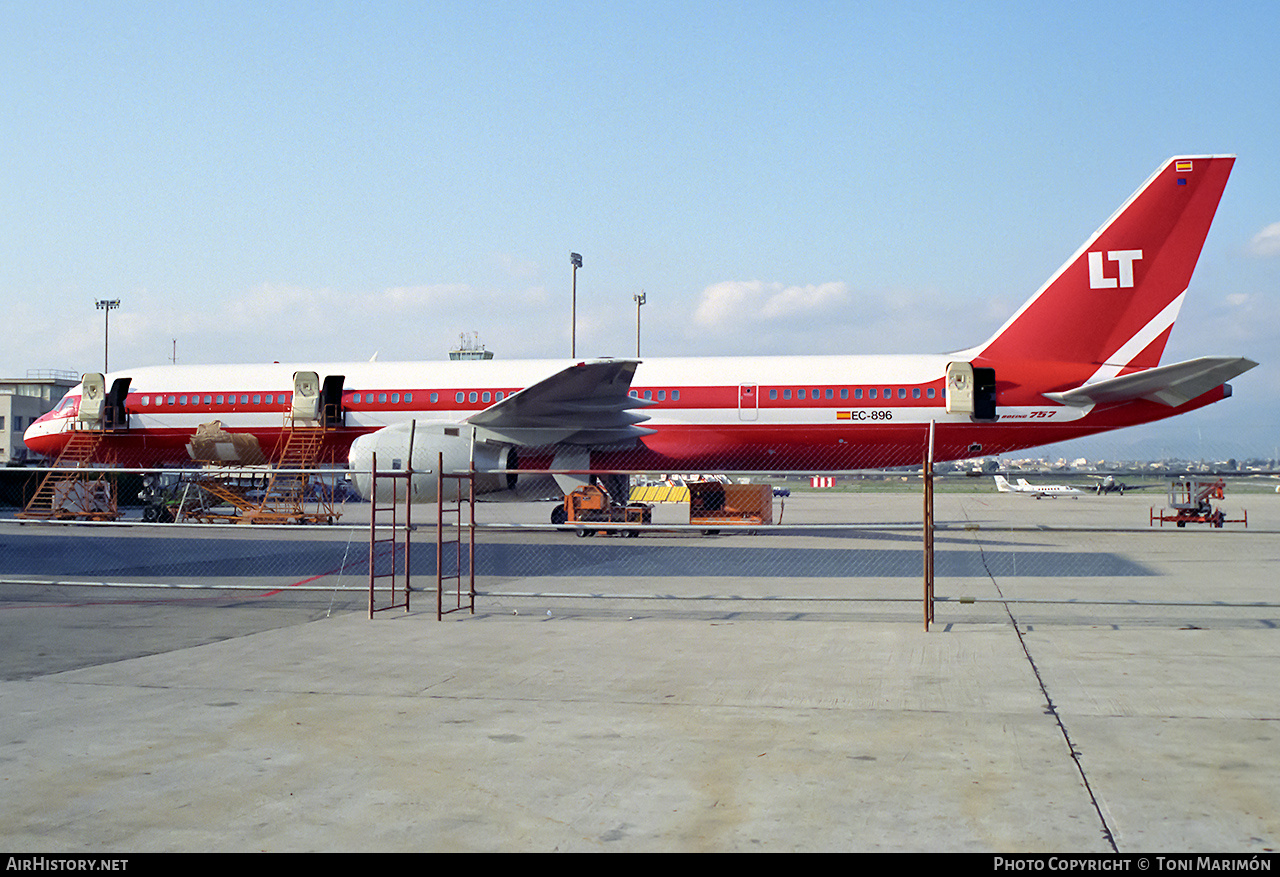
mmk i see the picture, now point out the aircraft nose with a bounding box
[23,415,62,457]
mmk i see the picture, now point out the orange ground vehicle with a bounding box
[555,483,652,536]
[1150,479,1247,528]
[688,481,774,534]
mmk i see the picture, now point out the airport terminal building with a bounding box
[1,371,78,464]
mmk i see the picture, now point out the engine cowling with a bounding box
[347,421,517,502]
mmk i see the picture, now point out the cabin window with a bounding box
[783,389,791,400]
[391,393,400,403]
[468,392,478,403]
[353,393,361,403]
[481,392,490,403]
[825,388,833,400]
[868,389,877,399]
[429,393,437,403]
[854,389,863,400]
[240,395,249,404]
[898,388,906,399]
[265,395,273,404]
[769,389,777,400]
[404,393,412,403]
[494,391,502,401]
[798,389,806,399]
[657,390,665,401]
[927,388,936,398]
[840,388,848,400]
[378,393,387,403]
[912,388,921,399]
[671,390,679,401]
[456,392,464,403]
[253,394,261,404]
[140,396,149,406]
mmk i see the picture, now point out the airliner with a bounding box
[993,475,1082,499]
[24,155,1257,506]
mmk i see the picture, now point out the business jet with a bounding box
[25,155,1257,508]
[993,475,1082,499]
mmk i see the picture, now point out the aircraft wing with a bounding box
[1043,356,1258,408]
[467,358,656,448]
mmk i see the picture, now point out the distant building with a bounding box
[449,332,494,361]
[1,370,79,464]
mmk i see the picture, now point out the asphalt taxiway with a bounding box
[1,490,1277,851]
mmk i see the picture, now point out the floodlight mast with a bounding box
[633,290,646,356]
[570,253,582,357]
[95,299,120,372]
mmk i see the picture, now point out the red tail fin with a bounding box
[975,155,1234,380]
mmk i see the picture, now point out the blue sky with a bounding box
[4,1,1278,459]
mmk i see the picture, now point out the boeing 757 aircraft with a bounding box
[25,155,1257,504]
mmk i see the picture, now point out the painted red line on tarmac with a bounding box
[259,571,336,597]
[257,549,386,597]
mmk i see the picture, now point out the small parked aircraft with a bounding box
[1082,474,1155,495]
[993,475,1082,498]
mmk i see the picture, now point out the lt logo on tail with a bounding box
[1089,249,1144,289]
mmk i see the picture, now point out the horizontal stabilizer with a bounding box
[1043,356,1257,408]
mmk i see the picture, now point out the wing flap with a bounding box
[1043,356,1257,408]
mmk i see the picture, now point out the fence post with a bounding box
[923,421,935,630]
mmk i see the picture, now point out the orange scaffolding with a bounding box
[18,426,120,521]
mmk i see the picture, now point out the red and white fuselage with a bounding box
[18,352,1228,471]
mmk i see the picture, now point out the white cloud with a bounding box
[759,281,849,319]
[693,280,850,327]
[370,284,471,311]
[1247,222,1280,257]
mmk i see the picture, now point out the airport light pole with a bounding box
[570,253,582,358]
[95,299,120,373]
[633,290,646,357]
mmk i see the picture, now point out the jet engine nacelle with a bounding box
[347,421,517,503]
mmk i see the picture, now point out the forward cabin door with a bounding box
[738,383,759,421]
[77,373,106,427]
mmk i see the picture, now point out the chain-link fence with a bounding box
[3,463,1276,630]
